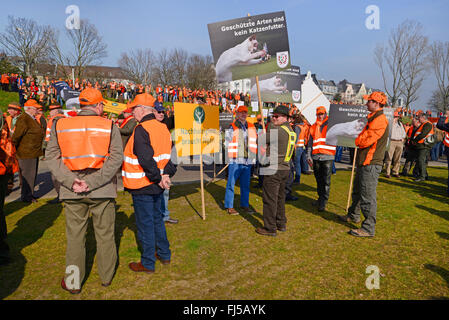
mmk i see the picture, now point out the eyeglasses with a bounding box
[272,115,280,119]
[156,110,165,114]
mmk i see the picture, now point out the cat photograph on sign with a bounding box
[207,11,291,83]
[250,65,301,104]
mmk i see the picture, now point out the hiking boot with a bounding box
[241,207,256,215]
[339,214,361,224]
[226,208,239,215]
[255,227,277,237]
[348,228,374,238]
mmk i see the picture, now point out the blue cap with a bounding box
[154,102,165,112]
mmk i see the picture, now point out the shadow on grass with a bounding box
[0,202,62,299]
[379,177,448,203]
[424,264,449,291]
[4,201,30,217]
[290,191,353,228]
[415,204,449,222]
[436,232,449,241]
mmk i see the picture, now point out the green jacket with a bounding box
[12,112,44,159]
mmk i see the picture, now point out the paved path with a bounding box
[5,152,447,203]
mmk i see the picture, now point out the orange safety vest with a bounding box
[443,118,449,148]
[0,120,19,175]
[228,121,257,159]
[120,115,135,129]
[309,117,336,156]
[122,119,172,189]
[406,127,414,141]
[413,121,434,144]
[5,115,14,135]
[56,116,112,171]
[295,123,309,148]
[45,114,66,142]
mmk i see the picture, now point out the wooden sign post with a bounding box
[346,147,358,213]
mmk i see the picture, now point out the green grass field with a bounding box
[0,90,19,113]
[1,166,448,300]
[231,58,290,82]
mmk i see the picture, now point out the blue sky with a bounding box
[2,0,449,109]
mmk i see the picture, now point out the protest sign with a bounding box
[250,65,301,103]
[52,81,70,96]
[251,101,259,112]
[207,11,290,83]
[219,113,234,131]
[103,100,127,114]
[327,104,394,148]
[174,102,220,220]
[61,89,80,101]
[174,102,220,157]
[327,104,370,148]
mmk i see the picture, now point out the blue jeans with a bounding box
[447,157,449,196]
[160,189,170,221]
[224,163,252,209]
[332,161,336,174]
[294,147,305,182]
[132,193,171,270]
[431,142,442,161]
[335,146,343,162]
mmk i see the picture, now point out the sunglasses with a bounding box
[156,110,165,114]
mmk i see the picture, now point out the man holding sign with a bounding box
[339,92,389,238]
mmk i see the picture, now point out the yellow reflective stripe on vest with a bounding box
[280,125,297,162]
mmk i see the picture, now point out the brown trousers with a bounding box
[385,140,404,175]
[262,169,290,232]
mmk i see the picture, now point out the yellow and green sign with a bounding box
[174,102,220,156]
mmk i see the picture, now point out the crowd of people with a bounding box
[1,72,257,112]
[1,74,448,294]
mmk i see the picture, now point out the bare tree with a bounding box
[186,54,216,90]
[118,49,154,85]
[428,89,447,113]
[429,41,449,112]
[398,22,429,109]
[169,48,188,86]
[50,19,107,80]
[152,48,175,86]
[0,16,56,76]
[374,20,427,108]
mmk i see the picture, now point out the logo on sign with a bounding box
[112,102,118,106]
[193,106,205,124]
[292,90,301,102]
[276,51,289,68]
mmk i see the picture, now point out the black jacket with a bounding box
[126,113,177,195]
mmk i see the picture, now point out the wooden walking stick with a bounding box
[346,147,358,213]
[206,163,229,187]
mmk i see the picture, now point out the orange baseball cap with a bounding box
[24,99,39,107]
[8,103,22,111]
[363,91,388,105]
[49,105,62,110]
[128,93,156,108]
[316,106,326,115]
[79,88,106,106]
[236,105,248,113]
